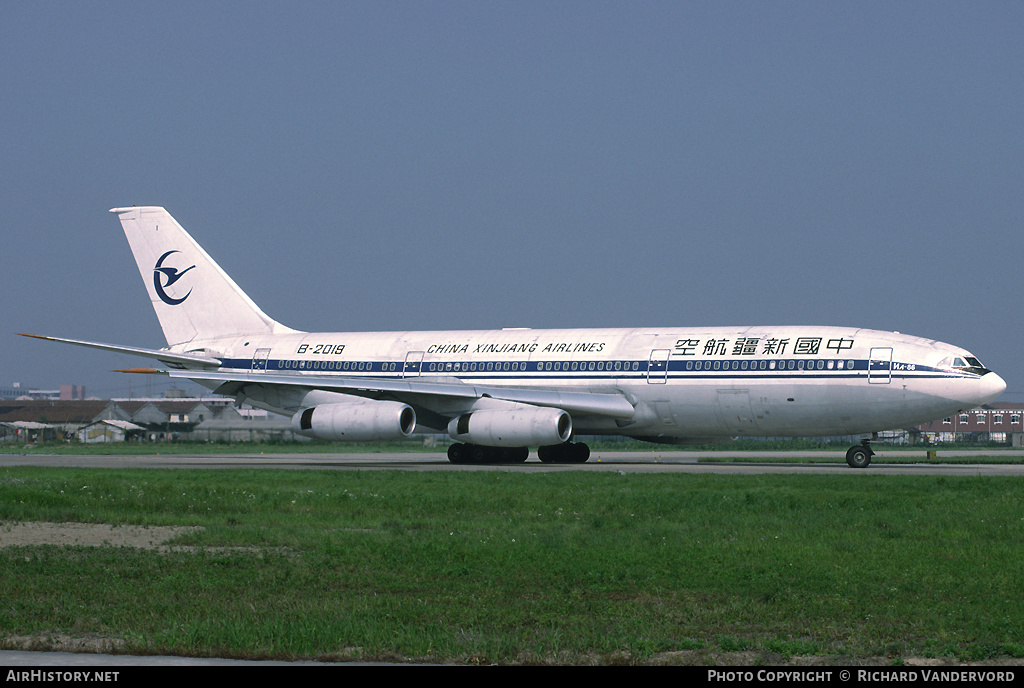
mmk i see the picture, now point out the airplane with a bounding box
[20,206,1006,468]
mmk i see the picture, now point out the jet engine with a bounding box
[292,401,416,441]
[447,407,571,447]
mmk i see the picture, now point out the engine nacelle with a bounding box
[292,401,416,441]
[447,407,572,447]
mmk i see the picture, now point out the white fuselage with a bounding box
[183,324,1005,440]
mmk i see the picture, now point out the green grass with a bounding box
[0,468,1022,664]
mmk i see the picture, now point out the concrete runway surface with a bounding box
[2,449,1024,475]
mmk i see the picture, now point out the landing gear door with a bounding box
[869,347,892,384]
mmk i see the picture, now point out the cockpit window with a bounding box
[942,354,991,376]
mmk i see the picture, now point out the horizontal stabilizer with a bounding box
[16,333,222,369]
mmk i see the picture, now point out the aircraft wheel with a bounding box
[537,445,559,463]
[538,443,590,464]
[447,443,468,464]
[845,445,872,468]
[503,447,529,463]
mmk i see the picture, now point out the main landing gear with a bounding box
[537,442,590,464]
[446,442,591,465]
[845,440,874,469]
[447,443,529,465]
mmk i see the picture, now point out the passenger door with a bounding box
[869,347,892,384]
[647,349,670,384]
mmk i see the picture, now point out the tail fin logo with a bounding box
[153,250,195,306]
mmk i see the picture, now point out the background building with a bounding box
[1,382,87,401]
[0,398,301,443]
[914,402,1024,446]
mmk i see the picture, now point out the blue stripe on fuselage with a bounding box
[219,357,968,383]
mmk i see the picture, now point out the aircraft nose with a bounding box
[977,372,1007,405]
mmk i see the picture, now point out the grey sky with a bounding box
[3,1,1022,401]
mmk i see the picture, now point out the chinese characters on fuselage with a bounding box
[674,337,855,357]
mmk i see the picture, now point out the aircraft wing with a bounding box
[17,331,634,419]
[166,368,637,419]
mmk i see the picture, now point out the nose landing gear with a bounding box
[845,440,874,468]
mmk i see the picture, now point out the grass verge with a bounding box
[0,468,1022,664]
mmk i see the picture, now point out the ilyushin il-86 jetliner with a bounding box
[21,207,1006,467]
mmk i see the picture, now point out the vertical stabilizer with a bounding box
[111,206,296,346]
